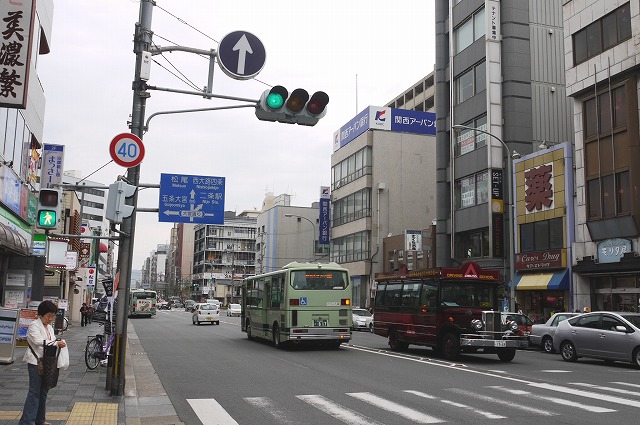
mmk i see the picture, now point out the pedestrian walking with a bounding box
[80,303,89,327]
[19,300,67,425]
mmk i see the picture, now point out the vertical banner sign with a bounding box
[405,230,422,251]
[0,0,35,109]
[491,169,504,214]
[319,186,330,244]
[492,213,504,257]
[41,144,65,189]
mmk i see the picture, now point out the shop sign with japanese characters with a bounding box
[516,249,563,271]
[0,0,35,109]
[525,162,554,213]
[597,238,632,264]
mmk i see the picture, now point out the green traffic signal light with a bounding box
[265,85,288,110]
[37,210,57,228]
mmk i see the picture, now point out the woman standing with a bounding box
[19,300,66,425]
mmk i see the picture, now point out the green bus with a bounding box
[241,262,352,348]
[128,289,157,318]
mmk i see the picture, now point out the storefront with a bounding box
[515,267,570,323]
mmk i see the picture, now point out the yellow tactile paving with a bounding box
[66,402,118,425]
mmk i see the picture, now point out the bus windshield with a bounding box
[439,281,493,308]
[132,291,155,300]
[290,270,349,290]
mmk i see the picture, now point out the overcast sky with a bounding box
[39,0,436,269]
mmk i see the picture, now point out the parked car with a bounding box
[227,303,242,316]
[553,311,640,367]
[192,303,220,325]
[158,301,171,310]
[352,308,374,331]
[529,312,579,353]
[184,300,197,312]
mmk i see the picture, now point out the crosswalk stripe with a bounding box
[187,399,239,425]
[571,382,640,397]
[447,388,556,416]
[530,383,640,408]
[347,392,444,424]
[612,382,640,389]
[297,395,384,425]
[404,390,505,419]
[244,397,297,424]
[488,385,616,413]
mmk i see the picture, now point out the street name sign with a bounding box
[159,173,225,224]
[217,31,266,80]
[109,133,145,167]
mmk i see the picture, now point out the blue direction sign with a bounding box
[159,173,225,224]
[217,30,266,80]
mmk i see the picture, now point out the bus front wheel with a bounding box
[388,329,409,351]
[441,333,460,360]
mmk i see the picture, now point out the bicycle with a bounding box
[84,323,115,370]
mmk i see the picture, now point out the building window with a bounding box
[330,231,370,264]
[573,4,631,65]
[519,218,563,253]
[455,115,487,156]
[455,170,489,209]
[332,188,371,226]
[454,7,485,54]
[583,80,633,221]
[454,60,485,104]
[331,146,372,190]
[454,229,489,258]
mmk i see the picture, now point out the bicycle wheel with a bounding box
[85,337,102,370]
[63,317,69,331]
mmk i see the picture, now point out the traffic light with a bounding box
[36,188,61,229]
[105,180,136,223]
[255,85,329,126]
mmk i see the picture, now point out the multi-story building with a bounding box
[192,211,257,304]
[256,203,328,275]
[167,223,195,298]
[564,0,640,313]
[434,0,574,312]
[330,86,437,308]
[62,170,112,278]
[0,1,55,307]
[150,244,168,296]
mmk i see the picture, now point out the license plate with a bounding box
[206,317,212,321]
[494,340,507,347]
[314,319,328,327]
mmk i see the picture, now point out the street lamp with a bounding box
[452,124,520,312]
[284,214,317,261]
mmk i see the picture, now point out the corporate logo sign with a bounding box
[333,106,436,152]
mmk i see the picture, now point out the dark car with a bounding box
[184,300,197,312]
[553,311,640,367]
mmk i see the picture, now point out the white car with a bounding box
[192,303,220,325]
[227,303,242,316]
[352,308,373,331]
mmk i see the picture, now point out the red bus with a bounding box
[373,262,527,361]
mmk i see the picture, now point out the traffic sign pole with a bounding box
[111,0,153,397]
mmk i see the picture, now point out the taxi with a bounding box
[192,303,220,325]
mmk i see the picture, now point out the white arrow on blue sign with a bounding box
[217,30,266,80]
[158,173,225,224]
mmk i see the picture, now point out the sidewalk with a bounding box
[0,319,184,425]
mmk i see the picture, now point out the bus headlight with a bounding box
[509,321,519,331]
[471,319,483,331]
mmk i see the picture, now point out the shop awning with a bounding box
[515,269,569,290]
[0,222,28,255]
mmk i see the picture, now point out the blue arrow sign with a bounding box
[217,30,266,80]
[158,173,225,224]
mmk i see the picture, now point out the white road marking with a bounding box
[447,388,556,416]
[571,382,640,397]
[405,390,505,419]
[296,394,384,425]
[488,385,616,413]
[539,370,573,373]
[187,398,238,425]
[244,397,297,424]
[347,392,444,423]
[530,382,640,408]
[612,382,640,389]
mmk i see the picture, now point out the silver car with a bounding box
[553,311,640,367]
[529,312,579,353]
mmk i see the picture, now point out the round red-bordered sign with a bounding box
[109,133,145,167]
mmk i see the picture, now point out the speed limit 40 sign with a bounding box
[109,133,145,167]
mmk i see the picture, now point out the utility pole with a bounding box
[111,0,153,396]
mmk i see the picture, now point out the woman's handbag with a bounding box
[28,342,60,389]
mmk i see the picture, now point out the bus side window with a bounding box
[375,284,386,306]
[421,282,437,308]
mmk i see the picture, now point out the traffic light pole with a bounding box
[110,0,154,397]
